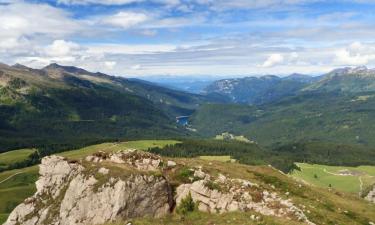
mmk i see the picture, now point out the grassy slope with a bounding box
[199,155,233,162]
[1,141,375,224]
[59,140,180,159]
[0,166,38,223]
[0,149,35,169]
[0,140,178,223]
[291,163,375,194]
[106,211,304,225]
[135,158,375,225]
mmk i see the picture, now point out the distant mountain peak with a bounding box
[43,63,93,75]
[286,73,308,78]
[0,62,11,69]
[261,75,280,80]
[12,63,31,70]
[43,63,60,69]
[328,66,375,76]
[44,63,72,70]
[353,65,368,71]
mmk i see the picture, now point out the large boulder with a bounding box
[4,155,172,225]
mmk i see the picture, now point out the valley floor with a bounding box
[291,163,375,194]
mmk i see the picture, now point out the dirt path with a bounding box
[323,168,352,176]
[0,172,24,185]
[359,177,363,197]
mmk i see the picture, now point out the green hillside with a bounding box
[0,63,209,151]
[0,149,35,170]
[191,91,375,147]
[203,75,314,104]
[304,66,375,93]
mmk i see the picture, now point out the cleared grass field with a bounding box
[199,155,235,162]
[59,140,180,159]
[0,140,179,223]
[0,149,36,169]
[0,166,38,223]
[214,132,252,143]
[290,163,375,194]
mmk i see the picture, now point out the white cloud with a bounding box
[57,0,181,6]
[261,54,284,67]
[131,64,142,70]
[4,0,375,77]
[100,11,149,29]
[193,0,323,11]
[334,50,372,66]
[0,2,80,40]
[104,61,117,69]
[57,0,143,5]
[46,40,81,57]
[138,29,158,36]
[86,43,178,55]
[334,42,375,66]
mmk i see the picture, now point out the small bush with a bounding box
[175,167,195,183]
[204,180,222,191]
[176,192,196,215]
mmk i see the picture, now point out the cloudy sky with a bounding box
[1,0,375,77]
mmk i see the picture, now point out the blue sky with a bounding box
[1,0,375,77]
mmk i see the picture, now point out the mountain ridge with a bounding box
[0,62,216,151]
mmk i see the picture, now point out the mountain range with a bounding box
[193,66,375,147]
[203,66,375,105]
[3,63,375,151]
[3,63,375,224]
[0,63,224,151]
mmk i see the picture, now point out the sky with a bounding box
[1,0,375,77]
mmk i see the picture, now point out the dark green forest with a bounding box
[149,139,375,173]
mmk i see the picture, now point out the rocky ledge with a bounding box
[4,151,315,225]
[176,168,315,225]
[4,154,171,225]
[365,185,375,204]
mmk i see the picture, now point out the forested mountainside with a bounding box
[192,67,375,148]
[203,74,318,104]
[0,63,222,151]
[191,91,375,147]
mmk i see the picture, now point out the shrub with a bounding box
[204,180,222,191]
[174,167,195,183]
[176,192,196,215]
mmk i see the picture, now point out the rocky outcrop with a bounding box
[85,150,162,171]
[4,155,171,225]
[365,185,375,203]
[176,171,315,225]
[4,151,315,225]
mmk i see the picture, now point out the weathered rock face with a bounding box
[365,185,375,203]
[86,150,162,171]
[4,155,171,225]
[176,171,315,225]
[4,152,316,225]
